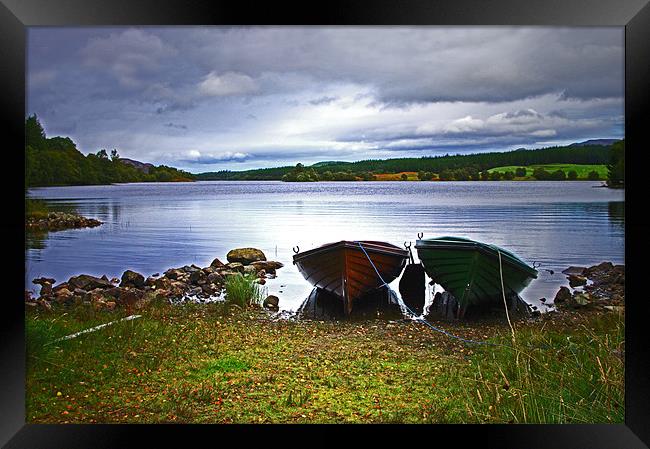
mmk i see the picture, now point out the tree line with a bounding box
[197,142,619,182]
[25,115,194,187]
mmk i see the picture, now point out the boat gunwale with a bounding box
[415,239,538,278]
[293,240,409,264]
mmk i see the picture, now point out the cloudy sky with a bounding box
[27,26,624,173]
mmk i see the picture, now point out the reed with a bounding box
[224,273,265,308]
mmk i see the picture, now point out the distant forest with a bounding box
[196,142,620,182]
[25,114,623,187]
[25,115,194,187]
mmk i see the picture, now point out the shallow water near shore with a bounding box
[26,181,624,313]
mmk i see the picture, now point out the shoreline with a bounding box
[26,250,625,322]
[27,247,285,313]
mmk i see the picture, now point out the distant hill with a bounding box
[118,158,155,174]
[195,140,621,181]
[569,139,619,147]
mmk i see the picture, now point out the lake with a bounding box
[26,181,625,313]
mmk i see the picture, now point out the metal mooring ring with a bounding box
[293,246,300,254]
[417,232,423,239]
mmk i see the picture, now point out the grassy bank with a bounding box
[26,301,623,424]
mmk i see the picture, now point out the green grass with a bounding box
[459,312,624,423]
[224,273,265,307]
[25,302,624,424]
[488,164,608,180]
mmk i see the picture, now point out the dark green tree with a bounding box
[532,168,551,180]
[550,170,566,180]
[567,170,578,180]
[25,114,47,150]
[489,171,502,181]
[588,170,601,181]
[607,140,624,187]
[515,167,527,177]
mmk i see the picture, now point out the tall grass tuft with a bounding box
[224,273,265,308]
[462,312,624,423]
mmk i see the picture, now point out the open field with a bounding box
[488,164,608,180]
[373,172,420,181]
[26,301,624,424]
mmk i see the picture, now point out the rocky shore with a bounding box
[551,261,625,313]
[26,211,102,232]
[25,247,284,312]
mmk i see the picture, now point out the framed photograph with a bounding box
[2,0,649,447]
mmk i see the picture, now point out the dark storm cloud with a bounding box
[26,27,624,171]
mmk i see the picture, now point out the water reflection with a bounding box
[608,201,625,228]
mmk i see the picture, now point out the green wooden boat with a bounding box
[415,236,538,314]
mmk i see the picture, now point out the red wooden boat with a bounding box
[292,241,409,315]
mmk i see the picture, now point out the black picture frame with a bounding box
[2,0,648,447]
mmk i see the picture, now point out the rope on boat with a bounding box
[355,241,503,347]
[498,249,517,345]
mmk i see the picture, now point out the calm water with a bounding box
[26,181,625,312]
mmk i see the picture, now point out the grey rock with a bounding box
[68,274,113,290]
[120,270,145,288]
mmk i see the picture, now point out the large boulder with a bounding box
[120,270,145,288]
[554,286,572,303]
[68,274,113,291]
[226,248,266,265]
